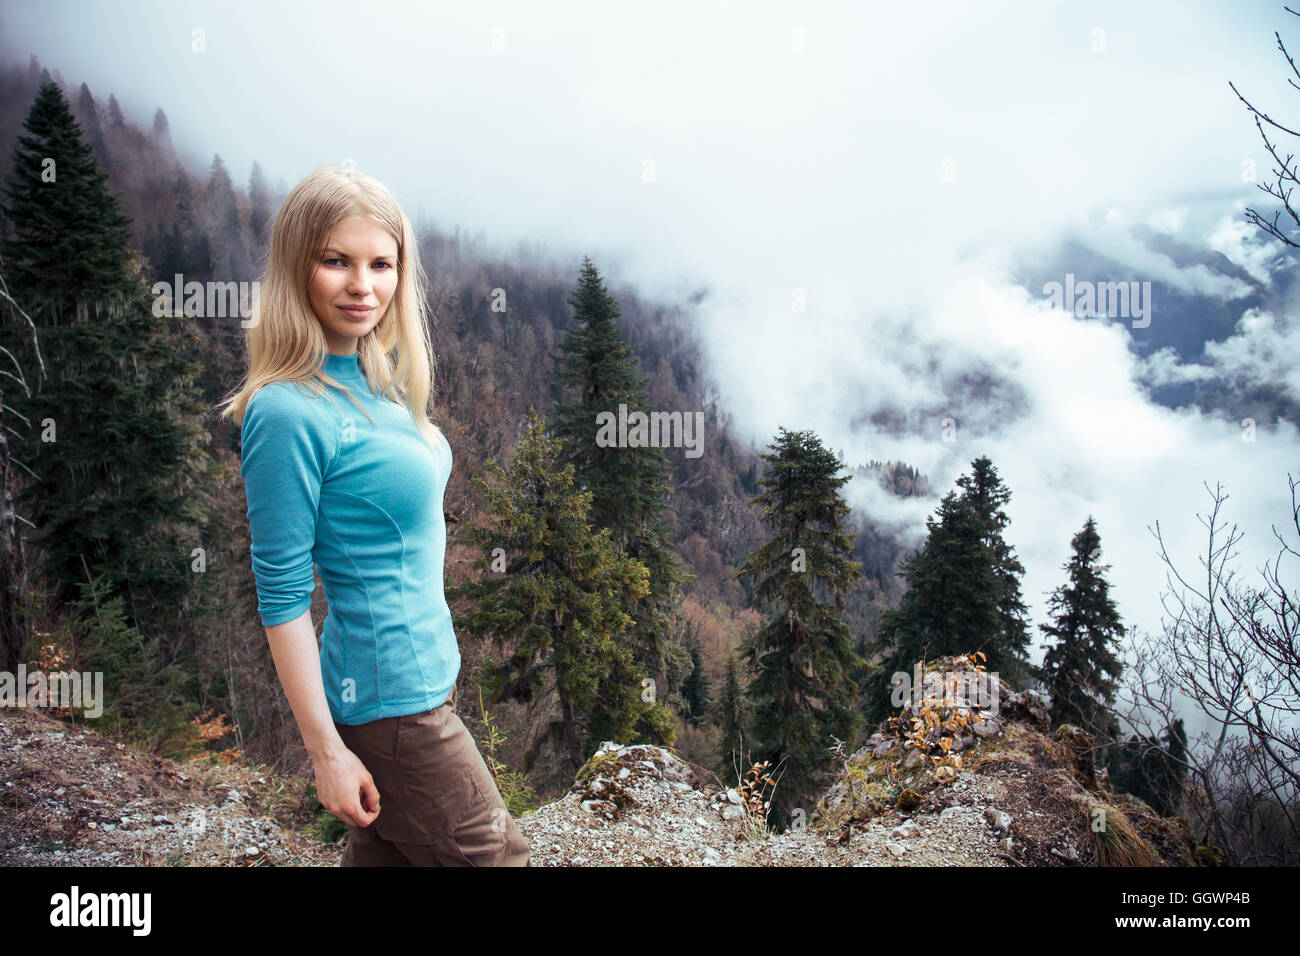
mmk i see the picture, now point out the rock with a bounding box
[725,788,743,805]
[1051,844,1080,862]
[892,819,921,839]
[939,806,963,824]
[902,748,925,769]
[1054,724,1098,789]
[720,804,745,822]
[1001,689,1051,729]
[581,799,617,818]
[872,738,897,757]
[998,836,1013,852]
[951,734,974,753]
[885,842,906,858]
[701,847,722,864]
[972,716,1002,738]
[985,808,1013,837]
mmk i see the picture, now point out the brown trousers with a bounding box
[332,683,531,866]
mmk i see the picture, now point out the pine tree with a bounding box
[1039,516,1125,746]
[0,81,214,655]
[717,650,748,764]
[680,638,712,725]
[447,408,675,770]
[736,426,866,828]
[248,161,271,247]
[956,456,1035,685]
[167,169,203,277]
[75,83,109,166]
[867,489,1002,723]
[549,256,691,706]
[0,83,136,316]
[205,154,250,280]
[867,457,1033,723]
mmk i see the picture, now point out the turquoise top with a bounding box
[239,349,460,725]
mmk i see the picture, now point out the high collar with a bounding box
[321,350,365,382]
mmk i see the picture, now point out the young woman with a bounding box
[219,165,530,867]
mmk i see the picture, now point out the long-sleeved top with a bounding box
[239,349,460,725]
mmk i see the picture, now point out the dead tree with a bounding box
[1231,5,1300,247]
[0,263,43,673]
[1118,478,1300,865]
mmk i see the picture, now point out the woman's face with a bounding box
[308,216,400,355]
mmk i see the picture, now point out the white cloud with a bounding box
[1207,205,1287,284]
[1146,207,1189,236]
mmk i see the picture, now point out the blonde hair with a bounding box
[217,164,445,455]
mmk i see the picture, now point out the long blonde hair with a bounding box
[217,164,445,455]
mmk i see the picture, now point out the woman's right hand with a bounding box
[313,743,382,828]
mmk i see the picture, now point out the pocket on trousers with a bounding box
[449,763,514,866]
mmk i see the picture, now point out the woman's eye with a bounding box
[324,257,343,266]
[373,261,392,270]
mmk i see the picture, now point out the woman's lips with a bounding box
[338,305,374,319]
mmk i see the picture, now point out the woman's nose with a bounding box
[347,268,372,295]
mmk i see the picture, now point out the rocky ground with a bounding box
[0,655,1214,867]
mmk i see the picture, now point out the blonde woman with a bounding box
[219,165,530,867]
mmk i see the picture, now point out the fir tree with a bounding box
[205,154,250,281]
[715,651,750,777]
[680,638,712,725]
[168,169,203,277]
[736,426,866,828]
[76,83,109,165]
[1039,516,1125,746]
[106,93,124,129]
[0,83,136,316]
[549,256,691,706]
[248,161,271,246]
[0,82,214,654]
[867,457,1033,723]
[956,455,1035,685]
[447,408,675,770]
[867,489,1002,723]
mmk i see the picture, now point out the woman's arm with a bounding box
[265,609,380,829]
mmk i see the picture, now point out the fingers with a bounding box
[357,775,382,825]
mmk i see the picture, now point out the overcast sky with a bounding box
[3,0,1298,728]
